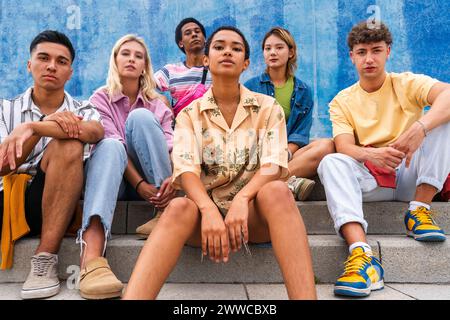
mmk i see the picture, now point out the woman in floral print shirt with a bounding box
[123,26,317,300]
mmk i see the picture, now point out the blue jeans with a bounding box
[77,109,172,244]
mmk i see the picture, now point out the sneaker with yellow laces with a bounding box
[404,206,446,242]
[334,247,384,297]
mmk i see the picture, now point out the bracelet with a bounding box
[39,114,46,121]
[416,120,428,137]
[135,179,145,192]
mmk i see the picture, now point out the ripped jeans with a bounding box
[76,109,172,253]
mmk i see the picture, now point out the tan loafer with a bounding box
[135,210,163,239]
[79,257,123,300]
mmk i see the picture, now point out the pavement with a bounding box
[1,282,450,300]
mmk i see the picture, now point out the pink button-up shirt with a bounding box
[90,88,174,152]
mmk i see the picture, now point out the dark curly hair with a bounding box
[347,21,393,51]
[175,17,206,53]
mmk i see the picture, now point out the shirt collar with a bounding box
[111,91,146,105]
[199,85,261,113]
[21,87,72,113]
[260,72,272,83]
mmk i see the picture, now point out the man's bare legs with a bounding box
[289,139,335,178]
[36,139,84,254]
[414,184,438,205]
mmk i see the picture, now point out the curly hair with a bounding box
[347,21,393,50]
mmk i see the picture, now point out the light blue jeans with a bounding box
[77,109,172,247]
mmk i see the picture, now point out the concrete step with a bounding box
[117,201,450,235]
[6,282,450,300]
[2,234,450,284]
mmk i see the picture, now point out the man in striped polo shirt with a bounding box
[0,30,104,299]
[154,17,212,116]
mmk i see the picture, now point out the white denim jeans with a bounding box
[318,121,450,235]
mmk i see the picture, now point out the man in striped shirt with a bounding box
[0,30,104,299]
[154,17,212,116]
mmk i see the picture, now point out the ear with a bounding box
[242,59,250,71]
[386,46,391,60]
[178,41,184,49]
[349,51,355,65]
[203,55,209,67]
[288,48,294,59]
[27,60,31,73]
[67,67,73,81]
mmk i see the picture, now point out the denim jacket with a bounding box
[244,72,313,148]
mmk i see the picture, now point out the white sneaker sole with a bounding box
[407,230,446,241]
[334,279,384,297]
[21,282,60,300]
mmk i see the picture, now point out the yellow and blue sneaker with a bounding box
[404,207,446,242]
[334,247,384,297]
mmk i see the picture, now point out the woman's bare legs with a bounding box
[248,181,317,300]
[122,198,201,300]
[123,182,316,300]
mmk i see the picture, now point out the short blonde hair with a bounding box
[106,34,160,101]
[262,27,298,79]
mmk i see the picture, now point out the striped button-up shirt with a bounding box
[0,87,101,191]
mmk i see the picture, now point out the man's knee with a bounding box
[317,153,352,177]
[43,139,84,164]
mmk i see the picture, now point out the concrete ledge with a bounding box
[2,234,450,284]
[299,202,450,235]
[0,235,375,284]
[377,235,450,283]
[116,201,450,235]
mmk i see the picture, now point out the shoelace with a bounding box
[410,207,436,225]
[342,251,371,276]
[31,255,56,277]
[287,176,300,192]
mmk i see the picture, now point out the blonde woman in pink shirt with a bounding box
[78,35,174,299]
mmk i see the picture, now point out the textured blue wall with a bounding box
[1,0,449,138]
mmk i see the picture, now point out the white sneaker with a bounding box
[21,252,60,299]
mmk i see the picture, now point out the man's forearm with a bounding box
[336,143,372,163]
[421,88,450,132]
[0,135,40,176]
[31,120,104,144]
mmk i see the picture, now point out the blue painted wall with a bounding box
[1,0,449,138]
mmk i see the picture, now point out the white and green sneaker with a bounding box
[287,176,316,201]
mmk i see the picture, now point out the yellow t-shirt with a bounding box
[329,72,438,147]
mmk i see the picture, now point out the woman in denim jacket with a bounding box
[245,27,334,200]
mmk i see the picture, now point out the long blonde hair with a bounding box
[106,34,160,101]
[262,27,298,79]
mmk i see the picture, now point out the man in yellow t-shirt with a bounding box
[317,21,450,298]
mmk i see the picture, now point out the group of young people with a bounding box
[0,16,449,301]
